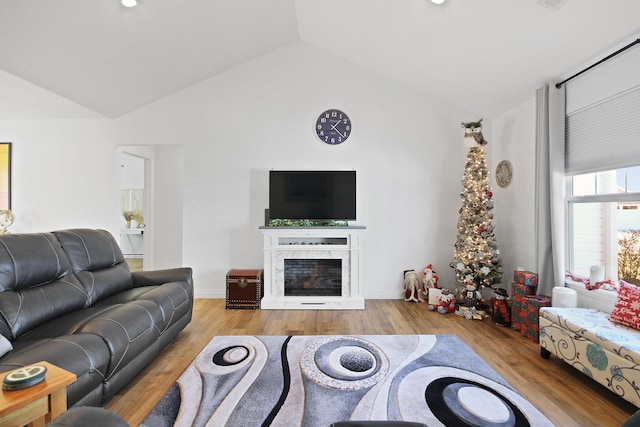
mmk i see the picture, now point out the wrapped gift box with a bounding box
[510,283,527,331]
[513,270,538,295]
[428,288,442,305]
[521,294,552,342]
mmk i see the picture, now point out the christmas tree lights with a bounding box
[452,123,503,295]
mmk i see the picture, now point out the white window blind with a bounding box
[565,84,640,176]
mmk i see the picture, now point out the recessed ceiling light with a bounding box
[122,0,137,7]
[431,0,446,4]
[537,0,567,11]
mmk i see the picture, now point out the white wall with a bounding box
[1,120,120,232]
[0,41,483,299]
[491,97,537,289]
[154,145,184,270]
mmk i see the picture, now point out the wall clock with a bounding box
[315,109,351,145]
[495,160,513,188]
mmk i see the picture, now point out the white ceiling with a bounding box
[1,0,639,119]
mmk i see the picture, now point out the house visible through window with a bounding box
[568,166,640,284]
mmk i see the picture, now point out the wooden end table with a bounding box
[0,361,76,427]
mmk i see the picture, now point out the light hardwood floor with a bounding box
[104,299,637,426]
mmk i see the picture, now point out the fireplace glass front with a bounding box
[284,259,342,297]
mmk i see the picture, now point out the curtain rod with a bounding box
[555,38,640,89]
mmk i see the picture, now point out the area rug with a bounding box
[140,335,554,427]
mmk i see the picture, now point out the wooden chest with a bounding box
[226,269,264,309]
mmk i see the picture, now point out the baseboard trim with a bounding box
[193,289,405,300]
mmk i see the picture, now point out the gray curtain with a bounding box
[535,84,566,296]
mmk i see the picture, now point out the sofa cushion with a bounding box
[0,232,91,339]
[16,306,119,341]
[54,229,133,303]
[0,276,93,340]
[540,307,640,364]
[0,232,71,291]
[0,334,110,406]
[134,283,192,333]
[96,283,192,333]
[609,281,640,330]
[77,301,163,378]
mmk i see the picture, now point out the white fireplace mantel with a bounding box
[260,226,365,310]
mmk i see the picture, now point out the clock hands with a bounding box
[316,109,351,145]
[330,119,346,138]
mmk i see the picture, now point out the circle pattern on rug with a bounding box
[300,336,389,390]
[340,347,375,372]
[427,377,530,427]
[212,345,250,366]
[457,386,511,423]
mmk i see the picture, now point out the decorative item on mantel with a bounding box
[0,210,14,234]
[268,219,348,227]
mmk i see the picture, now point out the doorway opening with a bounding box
[120,151,148,271]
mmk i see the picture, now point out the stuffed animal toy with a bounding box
[492,288,511,327]
[463,282,484,310]
[403,270,422,302]
[429,288,456,314]
[420,264,439,290]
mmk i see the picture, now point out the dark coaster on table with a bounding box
[2,365,48,390]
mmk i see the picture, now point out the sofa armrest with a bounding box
[131,267,193,288]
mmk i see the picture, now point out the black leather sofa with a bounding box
[0,229,193,407]
[46,407,130,427]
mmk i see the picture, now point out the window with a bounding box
[567,166,640,283]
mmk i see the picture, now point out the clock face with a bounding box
[315,109,351,145]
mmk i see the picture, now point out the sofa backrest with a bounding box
[0,232,88,339]
[53,229,133,305]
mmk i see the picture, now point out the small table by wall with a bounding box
[120,228,144,258]
[0,361,76,427]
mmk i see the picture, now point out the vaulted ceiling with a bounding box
[1,0,639,119]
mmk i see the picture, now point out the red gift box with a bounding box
[521,294,552,342]
[510,283,527,331]
[513,270,538,295]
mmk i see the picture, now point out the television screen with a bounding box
[269,170,356,221]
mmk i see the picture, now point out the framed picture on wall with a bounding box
[0,143,12,210]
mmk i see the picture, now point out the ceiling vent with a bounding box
[537,0,568,11]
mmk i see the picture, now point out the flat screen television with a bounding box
[269,170,356,222]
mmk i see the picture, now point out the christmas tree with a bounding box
[452,120,503,294]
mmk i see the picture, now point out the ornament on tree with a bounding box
[461,119,488,148]
[451,119,503,297]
